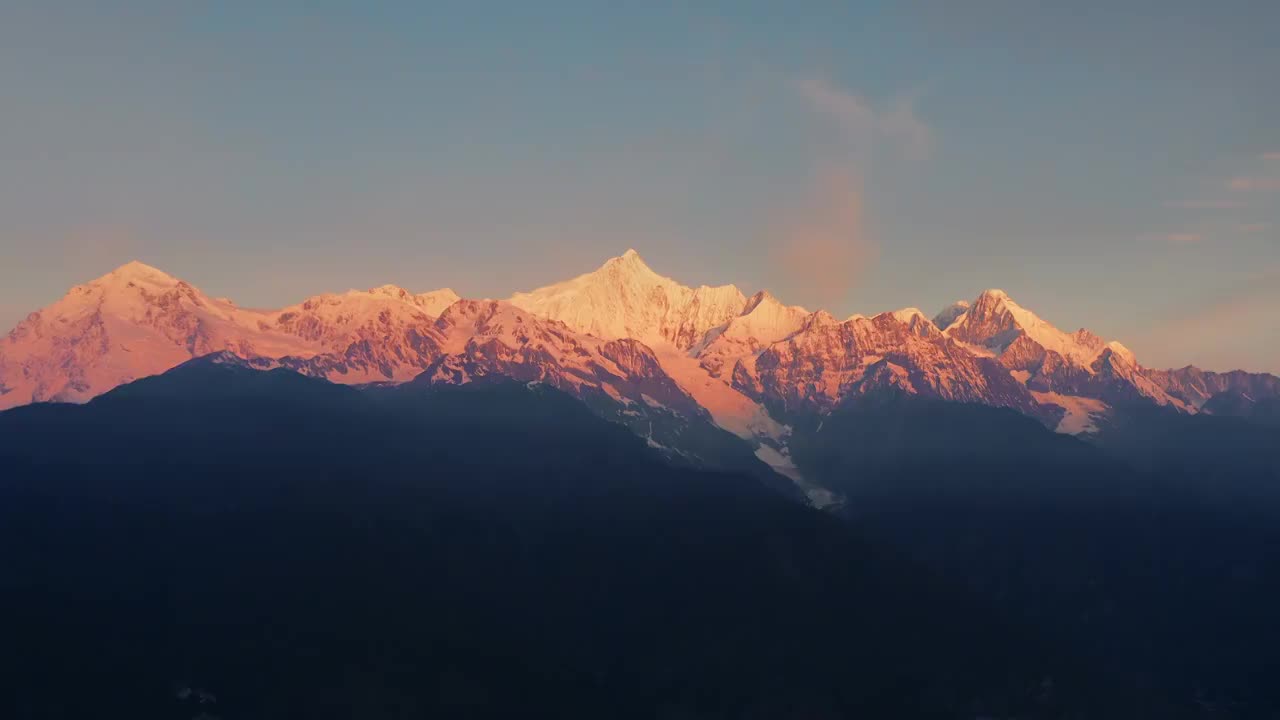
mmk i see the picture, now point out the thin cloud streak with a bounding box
[1261,152,1280,160]
[1229,177,1280,191]
[795,77,933,160]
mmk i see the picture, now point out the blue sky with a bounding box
[2,1,1278,371]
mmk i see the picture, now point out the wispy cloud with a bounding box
[795,77,933,160]
[1163,199,1245,209]
[1229,176,1280,192]
[1238,223,1271,233]
[1261,152,1280,160]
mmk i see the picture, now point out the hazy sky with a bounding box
[2,1,1278,371]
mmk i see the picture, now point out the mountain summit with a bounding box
[508,250,746,350]
[0,262,460,407]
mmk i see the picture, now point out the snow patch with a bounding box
[890,307,927,323]
[1031,391,1108,434]
[640,393,666,410]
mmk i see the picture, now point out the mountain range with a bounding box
[5,253,1280,718]
[3,249,1277,504]
[4,331,1279,718]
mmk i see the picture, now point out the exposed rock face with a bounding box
[1146,366,1280,408]
[733,311,1055,423]
[408,299,702,419]
[936,289,1189,415]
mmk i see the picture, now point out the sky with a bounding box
[2,1,1278,372]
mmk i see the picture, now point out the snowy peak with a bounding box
[597,247,665,283]
[1106,340,1136,366]
[741,290,775,315]
[0,261,465,407]
[693,290,809,377]
[95,260,182,289]
[890,307,927,323]
[431,298,565,351]
[508,250,746,350]
[936,289,1196,416]
[727,292,808,337]
[802,310,841,332]
[731,297,1049,421]
[1,263,272,408]
[865,309,940,340]
[933,300,970,330]
[367,285,461,315]
[945,289,1109,366]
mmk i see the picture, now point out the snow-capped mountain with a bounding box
[694,291,810,378]
[0,263,778,482]
[0,261,459,408]
[731,308,1053,424]
[506,250,813,487]
[932,301,970,331]
[508,249,746,351]
[1146,366,1280,408]
[934,288,1190,430]
[392,299,783,485]
[4,249,1279,505]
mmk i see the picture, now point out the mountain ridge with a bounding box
[4,250,1278,504]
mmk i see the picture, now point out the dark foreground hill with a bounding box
[794,392,1280,718]
[0,358,1126,719]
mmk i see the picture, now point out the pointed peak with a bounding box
[801,310,839,330]
[108,260,176,281]
[963,288,1027,321]
[738,289,807,320]
[85,260,181,291]
[1106,340,1137,365]
[606,248,648,266]
[366,280,409,294]
[351,285,463,316]
[365,284,459,299]
[414,288,463,316]
[742,289,778,314]
[932,300,970,330]
[889,307,927,323]
[594,248,659,279]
